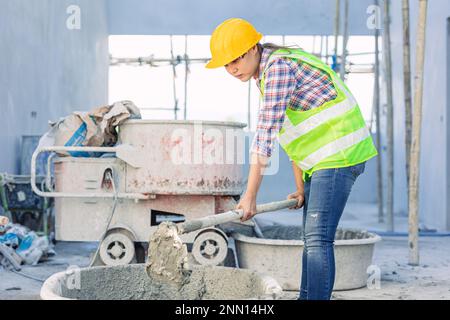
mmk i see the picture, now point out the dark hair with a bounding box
[258,42,300,53]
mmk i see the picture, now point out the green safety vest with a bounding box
[260,49,378,181]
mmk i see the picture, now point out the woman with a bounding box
[206,18,377,300]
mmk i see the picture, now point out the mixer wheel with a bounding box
[192,230,228,266]
[99,229,136,266]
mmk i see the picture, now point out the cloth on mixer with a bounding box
[39,101,141,157]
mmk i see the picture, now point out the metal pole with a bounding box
[110,56,209,65]
[383,0,395,232]
[409,0,428,266]
[320,35,324,60]
[312,35,316,54]
[184,35,189,120]
[374,0,384,223]
[247,81,252,130]
[334,0,341,73]
[402,0,413,203]
[170,35,179,120]
[340,0,349,80]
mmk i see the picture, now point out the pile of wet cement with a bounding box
[145,222,191,284]
[60,264,266,300]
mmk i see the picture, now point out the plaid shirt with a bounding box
[251,48,338,157]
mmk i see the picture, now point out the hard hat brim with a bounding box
[205,33,263,69]
[205,59,223,69]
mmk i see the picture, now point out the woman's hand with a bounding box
[236,193,257,222]
[287,190,305,209]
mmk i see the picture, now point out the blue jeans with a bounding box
[299,162,366,300]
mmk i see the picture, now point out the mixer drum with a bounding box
[119,120,246,196]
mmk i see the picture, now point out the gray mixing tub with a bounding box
[232,226,381,291]
[40,264,282,300]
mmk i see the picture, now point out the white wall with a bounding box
[0,0,109,173]
[107,0,375,36]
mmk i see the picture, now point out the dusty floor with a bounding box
[1,203,450,300]
[1,236,450,300]
[0,242,96,300]
[280,236,450,300]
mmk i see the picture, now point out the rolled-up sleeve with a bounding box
[251,59,296,158]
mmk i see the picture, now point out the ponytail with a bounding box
[260,42,300,53]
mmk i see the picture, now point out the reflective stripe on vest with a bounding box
[278,94,358,147]
[296,127,371,171]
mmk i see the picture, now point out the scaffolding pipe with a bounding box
[402,0,413,203]
[170,36,179,120]
[247,81,252,130]
[184,35,189,120]
[326,51,376,57]
[110,56,209,66]
[347,66,375,73]
[334,0,341,73]
[340,0,349,80]
[312,35,317,54]
[110,52,375,67]
[374,0,384,223]
[383,0,395,232]
[139,107,182,111]
[409,0,428,266]
[320,35,324,60]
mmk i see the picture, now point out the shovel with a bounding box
[177,198,298,235]
[146,198,298,283]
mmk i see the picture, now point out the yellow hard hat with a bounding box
[206,18,263,69]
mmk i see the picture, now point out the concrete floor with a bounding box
[0,242,96,300]
[281,236,450,300]
[1,203,450,300]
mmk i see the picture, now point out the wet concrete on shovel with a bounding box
[145,221,191,285]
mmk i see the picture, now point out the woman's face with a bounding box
[224,45,260,82]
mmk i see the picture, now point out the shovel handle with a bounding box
[178,198,298,234]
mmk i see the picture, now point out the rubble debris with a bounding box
[0,244,22,271]
[0,216,9,226]
[0,223,55,268]
[39,100,141,157]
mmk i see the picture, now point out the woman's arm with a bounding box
[237,59,295,220]
[237,153,269,221]
[292,161,304,192]
[288,161,305,209]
